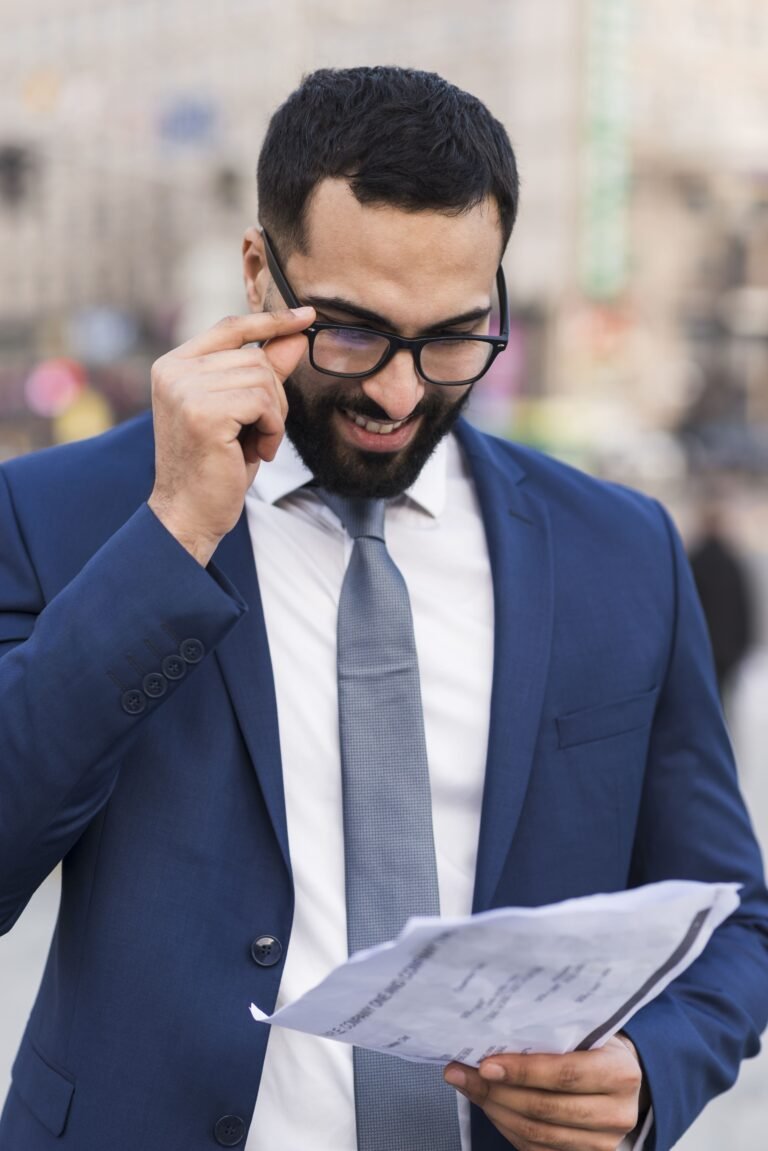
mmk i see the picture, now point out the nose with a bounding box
[361,349,425,422]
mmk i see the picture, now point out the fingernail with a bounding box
[444,1068,466,1088]
[291,306,314,318]
[480,1062,505,1081]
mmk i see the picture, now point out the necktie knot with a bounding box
[316,490,386,542]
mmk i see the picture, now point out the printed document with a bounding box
[250,880,738,1066]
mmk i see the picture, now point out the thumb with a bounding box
[263,327,313,383]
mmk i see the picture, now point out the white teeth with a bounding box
[344,410,407,435]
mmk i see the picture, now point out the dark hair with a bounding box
[257,66,519,256]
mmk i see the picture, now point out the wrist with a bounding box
[147,496,221,567]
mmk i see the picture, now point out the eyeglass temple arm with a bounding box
[496,265,510,342]
[261,229,304,311]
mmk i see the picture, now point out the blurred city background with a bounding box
[1,1,767,1146]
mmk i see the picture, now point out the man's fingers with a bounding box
[175,307,315,359]
[447,1045,641,1151]
[445,1064,488,1105]
[480,1099,624,1151]
[240,422,282,464]
[477,1045,641,1096]
[447,1065,634,1151]
[474,1084,637,1134]
[168,387,285,446]
[260,328,313,385]
[176,367,287,405]
[182,348,278,372]
[480,1052,586,1092]
[212,369,289,420]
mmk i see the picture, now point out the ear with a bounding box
[242,226,270,312]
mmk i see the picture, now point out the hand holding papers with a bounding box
[251,881,739,1066]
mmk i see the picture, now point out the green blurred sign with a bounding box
[581,0,631,300]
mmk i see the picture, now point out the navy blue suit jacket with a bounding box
[1,413,767,1150]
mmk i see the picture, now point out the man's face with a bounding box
[247,179,503,498]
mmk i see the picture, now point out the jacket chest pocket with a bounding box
[556,686,658,750]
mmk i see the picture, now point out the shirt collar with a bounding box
[250,433,449,520]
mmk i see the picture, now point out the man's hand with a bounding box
[444,1035,647,1151]
[148,307,315,566]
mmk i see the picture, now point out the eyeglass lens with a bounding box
[312,328,495,384]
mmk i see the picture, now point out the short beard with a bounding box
[283,374,471,499]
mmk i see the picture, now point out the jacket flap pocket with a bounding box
[12,1039,74,1137]
[0,611,36,643]
[557,687,657,749]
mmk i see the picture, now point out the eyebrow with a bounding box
[305,294,492,335]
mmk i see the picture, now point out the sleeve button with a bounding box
[180,637,205,664]
[162,654,187,681]
[143,672,167,699]
[121,689,146,716]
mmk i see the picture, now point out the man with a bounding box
[0,67,766,1151]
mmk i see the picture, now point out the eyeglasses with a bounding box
[261,230,509,387]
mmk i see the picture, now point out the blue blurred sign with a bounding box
[69,308,139,364]
[158,97,218,147]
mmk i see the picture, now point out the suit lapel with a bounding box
[456,422,554,911]
[212,513,291,875]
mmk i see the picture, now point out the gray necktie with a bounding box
[317,491,462,1151]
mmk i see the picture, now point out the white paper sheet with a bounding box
[250,880,739,1066]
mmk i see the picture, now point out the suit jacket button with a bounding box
[162,653,187,680]
[213,1115,246,1146]
[250,935,283,967]
[143,672,167,699]
[180,637,205,664]
[121,689,146,715]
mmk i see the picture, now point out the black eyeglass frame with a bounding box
[261,229,510,387]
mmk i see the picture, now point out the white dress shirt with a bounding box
[243,431,649,1151]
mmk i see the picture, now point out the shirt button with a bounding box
[180,637,205,664]
[142,672,167,699]
[250,935,283,967]
[162,653,187,681]
[213,1114,246,1146]
[121,689,146,716]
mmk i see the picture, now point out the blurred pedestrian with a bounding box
[689,499,757,699]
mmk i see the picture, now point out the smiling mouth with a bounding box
[341,408,413,436]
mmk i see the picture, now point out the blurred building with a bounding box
[0,0,767,474]
[0,0,581,451]
[630,0,768,474]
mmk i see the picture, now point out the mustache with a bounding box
[330,393,442,423]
